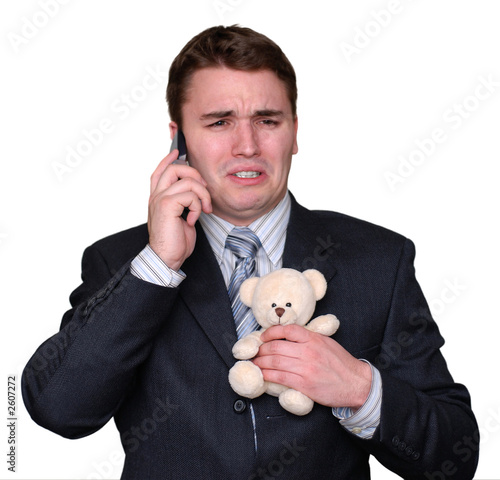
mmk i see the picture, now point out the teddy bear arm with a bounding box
[305,314,340,336]
[232,330,264,360]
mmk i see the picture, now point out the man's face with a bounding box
[170,67,298,226]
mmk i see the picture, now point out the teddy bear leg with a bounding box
[228,361,266,399]
[278,389,314,416]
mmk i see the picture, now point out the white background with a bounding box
[1,1,499,478]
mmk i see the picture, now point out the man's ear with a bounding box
[169,121,178,141]
[240,277,260,307]
[292,115,299,155]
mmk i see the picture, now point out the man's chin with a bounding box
[212,195,276,225]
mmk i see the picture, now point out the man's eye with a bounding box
[259,119,278,126]
[209,120,227,127]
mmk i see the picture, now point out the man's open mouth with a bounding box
[232,171,261,178]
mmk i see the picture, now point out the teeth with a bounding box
[233,171,261,178]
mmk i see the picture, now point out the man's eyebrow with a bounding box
[199,109,285,121]
[253,109,285,118]
[200,110,234,120]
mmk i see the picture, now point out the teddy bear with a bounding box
[228,268,340,416]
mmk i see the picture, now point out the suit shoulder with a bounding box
[315,208,405,239]
[311,210,416,275]
[87,223,149,265]
[302,206,411,258]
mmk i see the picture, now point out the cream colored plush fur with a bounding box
[228,268,339,416]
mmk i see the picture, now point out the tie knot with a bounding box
[225,227,261,259]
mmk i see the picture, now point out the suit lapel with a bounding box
[179,223,238,368]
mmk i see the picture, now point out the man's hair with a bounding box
[166,25,297,127]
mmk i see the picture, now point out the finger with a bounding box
[253,347,303,370]
[150,150,209,195]
[259,324,311,344]
[152,165,211,214]
[150,150,180,193]
[150,190,204,222]
[258,363,304,391]
[156,176,212,215]
[179,191,204,225]
[256,334,302,359]
[155,163,208,191]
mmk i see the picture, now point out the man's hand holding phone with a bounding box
[148,149,212,271]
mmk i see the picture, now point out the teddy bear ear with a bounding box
[302,269,327,300]
[239,277,260,306]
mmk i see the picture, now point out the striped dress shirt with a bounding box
[130,192,381,439]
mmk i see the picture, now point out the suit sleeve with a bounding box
[360,239,479,479]
[21,244,178,439]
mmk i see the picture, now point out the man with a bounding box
[22,26,479,479]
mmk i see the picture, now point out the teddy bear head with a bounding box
[239,268,327,329]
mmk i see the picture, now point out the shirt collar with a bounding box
[199,192,291,266]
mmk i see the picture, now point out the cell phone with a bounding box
[170,130,188,165]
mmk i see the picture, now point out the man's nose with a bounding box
[232,122,260,158]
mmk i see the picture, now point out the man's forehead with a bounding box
[183,67,293,116]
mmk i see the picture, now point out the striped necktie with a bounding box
[225,227,262,339]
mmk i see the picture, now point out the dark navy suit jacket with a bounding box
[22,195,478,479]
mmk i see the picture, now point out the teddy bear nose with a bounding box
[275,307,285,318]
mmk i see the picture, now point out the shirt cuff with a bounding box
[130,244,186,287]
[331,360,381,440]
